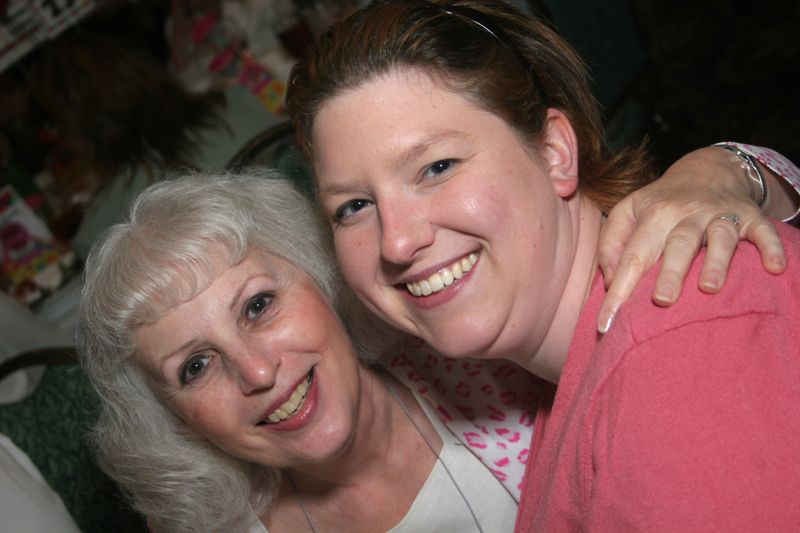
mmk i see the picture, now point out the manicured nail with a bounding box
[597,308,616,333]
[700,273,721,291]
[770,256,786,272]
[653,286,675,305]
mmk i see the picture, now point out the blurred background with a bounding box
[0,1,796,531]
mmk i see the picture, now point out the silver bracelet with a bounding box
[712,142,768,209]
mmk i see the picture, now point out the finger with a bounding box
[749,218,786,274]
[597,209,682,331]
[697,217,741,293]
[596,200,637,288]
[597,251,648,333]
[652,221,705,303]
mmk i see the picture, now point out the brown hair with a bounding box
[286,0,655,212]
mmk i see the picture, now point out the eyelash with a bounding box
[244,291,274,321]
[334,198,372,224]
[331,159,459,225]
[176,291,275,385]
[422,158,458,180]
[179,353,211,385]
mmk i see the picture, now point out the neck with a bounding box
[515,194,604,383]
[271,371,440,532]
[286,369,438,491]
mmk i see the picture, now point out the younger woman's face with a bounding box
[312,68,577,361]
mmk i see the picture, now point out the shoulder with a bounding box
[570,225,800,528]
[571,221,800,418]
[614,221,800,344]
[580,221,800,441]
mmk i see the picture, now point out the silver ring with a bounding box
[716,214,740,226]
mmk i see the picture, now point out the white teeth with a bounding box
[442,269,454,285]
[405,253,478,297]
[419,279,432,296]
[262,374,311,424]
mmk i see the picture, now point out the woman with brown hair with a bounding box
[285,1,800,529]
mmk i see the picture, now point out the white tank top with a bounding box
[253,389,518,532]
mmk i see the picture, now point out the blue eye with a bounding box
[423,159,457,179]
[334,198,372,223]
[245,292,273,320]
[180,354,210,384]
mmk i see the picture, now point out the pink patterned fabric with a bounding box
[724,142,800,223]
[384,335,544,500]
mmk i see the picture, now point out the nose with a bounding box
[227,340,279,395]
[378,196,435,265]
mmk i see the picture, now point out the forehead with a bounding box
[134,249,308,355]
[316,67,472,130]
[148,248,297,318]
[312,68,497,175]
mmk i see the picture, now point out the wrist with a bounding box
[711,142,767,209]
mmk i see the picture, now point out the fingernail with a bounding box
[770,256,786,272]
[597,309,616,333]
[701,273,721,291]
[653,286,675,305]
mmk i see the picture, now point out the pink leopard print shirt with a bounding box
[386,335,543,500]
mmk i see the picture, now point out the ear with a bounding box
[541,108,579,198]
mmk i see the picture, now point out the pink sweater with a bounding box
[517,222,800,532]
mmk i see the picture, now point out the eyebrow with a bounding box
[317,129,470,197]
[393,129,468,168]
[153,338,198,378]
[230,281,246,313]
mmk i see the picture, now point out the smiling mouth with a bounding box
[405,252,478,297]
[257,371,313,425]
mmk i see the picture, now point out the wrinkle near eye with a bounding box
[244,292,273,320]
[180,353,211,385]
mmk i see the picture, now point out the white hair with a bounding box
[77,169,391,532]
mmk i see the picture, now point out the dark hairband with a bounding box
[432,2,550,107]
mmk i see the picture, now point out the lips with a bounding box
[405,252,479,297]
[257,371,313,425]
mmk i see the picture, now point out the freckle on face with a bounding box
[313,69,568,362]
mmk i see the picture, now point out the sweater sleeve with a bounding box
[720,142,800,224]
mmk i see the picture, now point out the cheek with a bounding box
[443,181,512,237]
[334,231,376,291]
[169,391,231,438]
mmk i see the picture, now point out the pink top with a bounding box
[516,221,800,532]
[386,336,544,500]
[382,144,799,506]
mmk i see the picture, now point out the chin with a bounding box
[424,329,497,360]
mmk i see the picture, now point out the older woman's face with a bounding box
[135,249,364,468]
[312,68,576,361]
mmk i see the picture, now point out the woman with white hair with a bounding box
[77,169,523,532]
